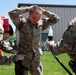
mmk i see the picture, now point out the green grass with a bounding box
[0,51,74,75]
[41,51,74,75]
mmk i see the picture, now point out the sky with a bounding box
[0,0,76,31]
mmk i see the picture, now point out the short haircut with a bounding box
[4,24,14,36]
[29,5,42,14]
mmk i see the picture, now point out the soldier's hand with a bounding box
[25,6,33,12]
[46,41,54,50]
[28,5,45,14]
[39,7,46,14]
[17,55,25,61]
[10,50,18,54]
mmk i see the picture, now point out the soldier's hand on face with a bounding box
[17,55,25,61]
[10,50,18,54]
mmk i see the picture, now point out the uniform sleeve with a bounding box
[42,10,60,31]
[8,7,28,29]
[0,55,18,65]
[52,22,76,55]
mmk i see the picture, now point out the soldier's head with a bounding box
[29,5,42,24]
[3,24,13,40]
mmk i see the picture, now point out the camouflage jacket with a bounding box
[8,7,60,56]
[52,18,76,60]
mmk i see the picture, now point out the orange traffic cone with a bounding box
[0,49,3,56]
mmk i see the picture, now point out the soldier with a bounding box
[8,5,60,75]
[0,24,14,56]
[0,16,24,65]
[46,18,76,74]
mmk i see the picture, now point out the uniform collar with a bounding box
[27,19,37,25]
[27,19,38,28]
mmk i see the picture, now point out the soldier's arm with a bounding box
[8,7,28,28]
[52,21,76,55]
[42,10,60,31]
[0,55,19,65]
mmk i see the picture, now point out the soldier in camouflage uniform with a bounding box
[8,5,60,75]
[46,18,76,74]
[0,17,24,65]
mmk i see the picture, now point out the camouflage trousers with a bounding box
[15,53,43,75]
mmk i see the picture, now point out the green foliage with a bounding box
[5,32,16,49]
[0,51,74,75]
[8,32,16,42]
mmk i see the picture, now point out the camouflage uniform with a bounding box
[8,7,60,75]
[0,24,19,65]
[52,18,76,60]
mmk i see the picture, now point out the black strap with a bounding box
[51,50,73,75]
[48,36,73,75]
[14,60,29,71]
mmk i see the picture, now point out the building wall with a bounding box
[40,5,76,43]
[49,6,76,42]
[16,4,76,48]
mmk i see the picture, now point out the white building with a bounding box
[16,3,76,49]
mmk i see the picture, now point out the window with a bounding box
[41,33,48,42]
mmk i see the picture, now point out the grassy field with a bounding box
[0,51,74,75]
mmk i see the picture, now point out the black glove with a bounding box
[69,59,76,74]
